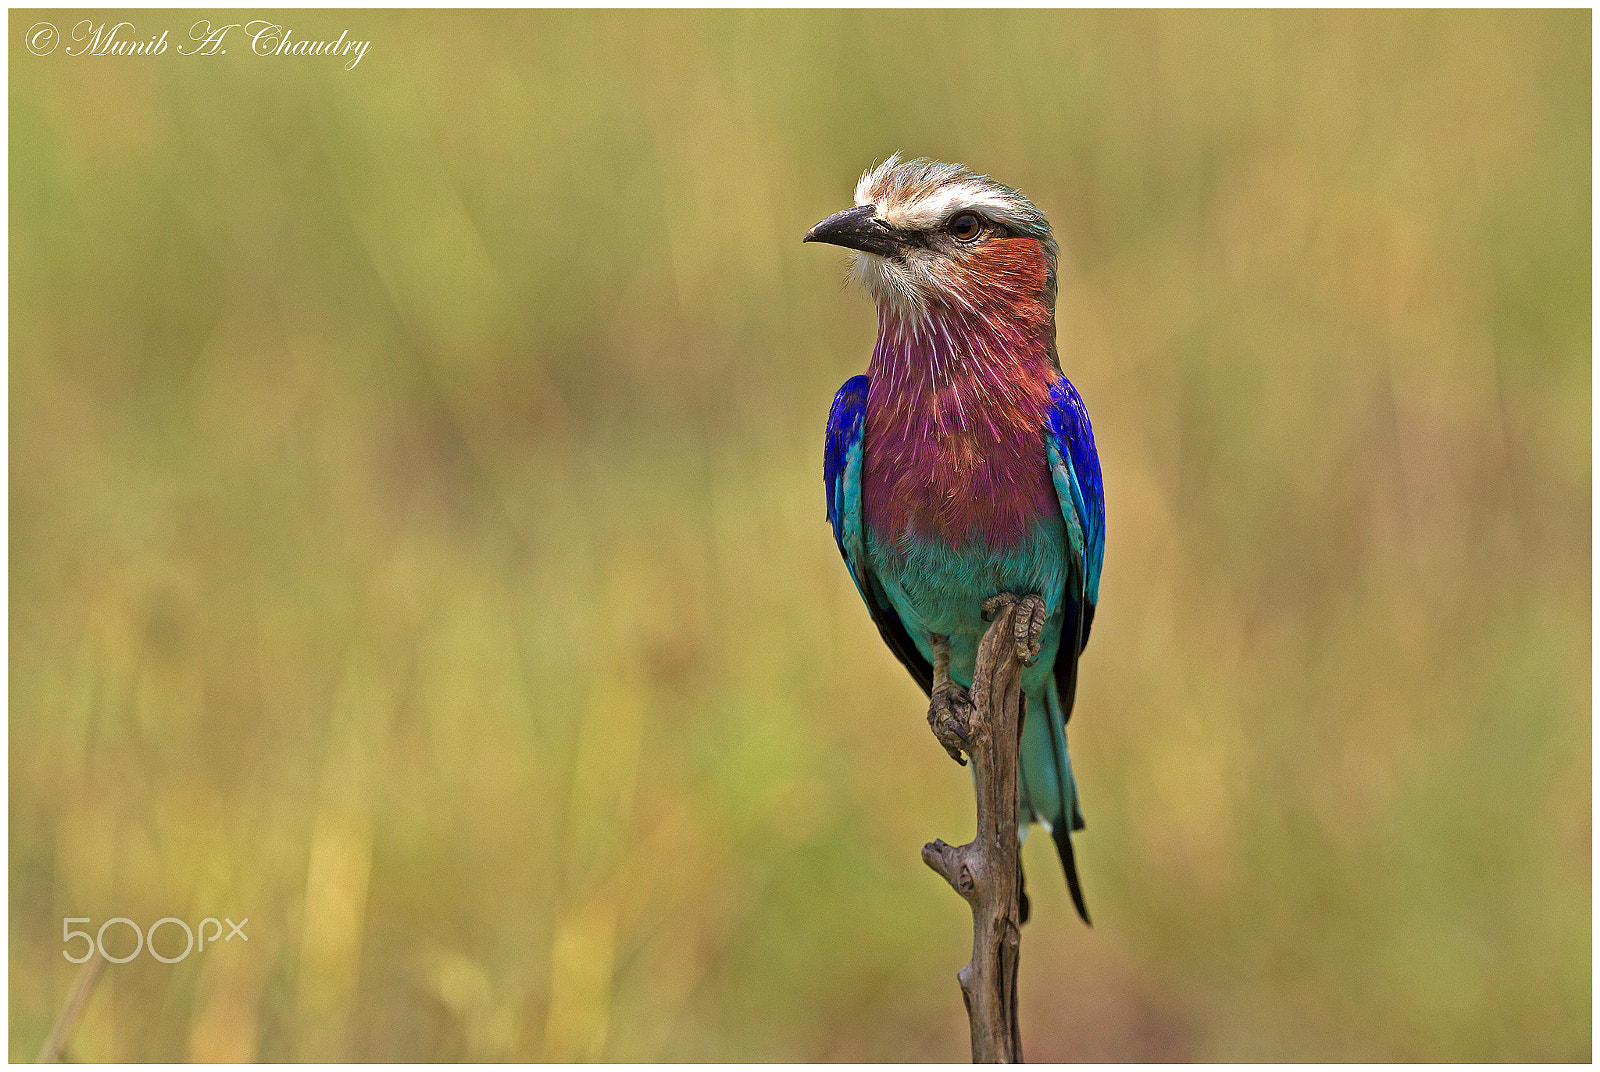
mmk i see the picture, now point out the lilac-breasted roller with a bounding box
[806,156,1104,924]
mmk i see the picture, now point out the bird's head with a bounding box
[804,155,1058,325]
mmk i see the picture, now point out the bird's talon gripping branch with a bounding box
[982,593,1047,667]
[928,633,974,765]
[1014,594,1047,667]
[928,692,973,766]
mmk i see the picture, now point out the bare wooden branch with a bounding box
[36,950,106,1063]
[923,594,1030,1063]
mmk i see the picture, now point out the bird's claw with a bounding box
[1013,593,1047,666]
[981,592,1048,666]
[927,683,973,766]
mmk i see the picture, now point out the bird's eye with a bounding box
[949,213,983,242]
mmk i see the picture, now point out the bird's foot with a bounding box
[927,681,975,766]
[982,592,1048,666]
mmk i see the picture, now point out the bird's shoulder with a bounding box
[824,374,870,537]
[1043,375,1105,604]
[1044,376,1100,484]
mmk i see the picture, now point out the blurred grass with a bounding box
[9,8,1589,1061]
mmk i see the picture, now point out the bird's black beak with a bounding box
[803,204,907,258]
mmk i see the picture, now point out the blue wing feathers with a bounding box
[824,376,933,696]
[824,375,868,548]
[1044,375,1102,729]
[1039,375,1101,922]
[1045,376,1105,616]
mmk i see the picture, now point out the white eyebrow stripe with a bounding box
[877,186,1027,231]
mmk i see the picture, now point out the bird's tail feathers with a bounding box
[1050,820,1091,926]
[1021,679,1091,925]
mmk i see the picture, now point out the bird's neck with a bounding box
[866,294,1056,425]
[862,290,1060,550]
[867,233,1059,424]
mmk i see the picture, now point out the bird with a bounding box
[805,155,1104,925]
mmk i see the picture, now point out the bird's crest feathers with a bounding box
[854,154,1053,242]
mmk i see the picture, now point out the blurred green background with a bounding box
[9,9,1590,1062]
